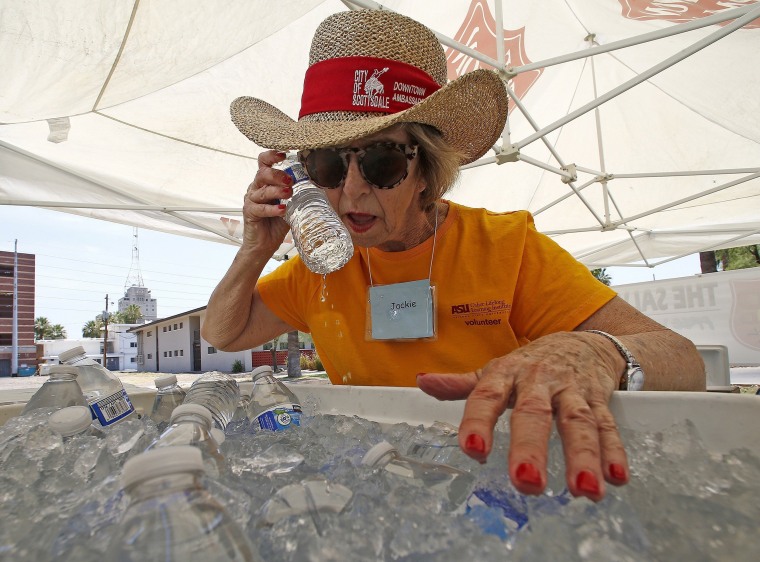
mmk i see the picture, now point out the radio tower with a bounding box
[124,227,144,291]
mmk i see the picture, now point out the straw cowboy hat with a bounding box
[231,9,508,165]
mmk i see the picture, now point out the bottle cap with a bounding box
[169,403,214,426]
[121,446,204,488]
[361,441,398,467]
[251,365,274,382]
[47,365,80,378]
[48,406,92,437]
[58,346,87,363]
[154,374,177,388]
[210,427,226,445]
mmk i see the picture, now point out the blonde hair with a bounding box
[404,123,465,211]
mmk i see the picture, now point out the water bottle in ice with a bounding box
[150,374,186,431]
[146,404,225,475]
[259,479,354,533]
[276,153,354,274]
[246,366,302,432]
[225,387,252,435]
[362,440,475,509]
[106,446,259,561]
[406,420,460,464]
[58,345,135,427]
[21,366,88,415]
[48,405,106,440]
[183,371,240,431]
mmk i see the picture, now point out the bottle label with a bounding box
[282,161,310,184]
[252,403,302,432]
[90,389,135,426]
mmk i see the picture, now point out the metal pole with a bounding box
[11,240,18,376]
[103,294,109,367]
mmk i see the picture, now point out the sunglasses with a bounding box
[298,142,418,189]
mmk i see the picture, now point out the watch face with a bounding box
[628,367,645,391]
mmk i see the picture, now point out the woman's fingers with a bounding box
[507,385,554,495]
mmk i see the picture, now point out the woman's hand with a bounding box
[241,150,294,255]
[416,331,628,502]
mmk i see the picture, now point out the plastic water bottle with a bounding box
[362,440,475,509]
[146,404,225,475]
[48,405,106,440]
[106,446,259,561]
[149,374,186,431]
[259,479,354,534]
[276,153,354,274]
[406,420,460,464]
[246,366,302,432]
[183,371,240,431]
[57,346,135,427]
[21,366,88,414]
[225,388,252,435]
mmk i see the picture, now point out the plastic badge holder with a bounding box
[48,406,93,437]
[121,446,204,489]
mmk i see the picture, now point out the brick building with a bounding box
[0,250,36,376]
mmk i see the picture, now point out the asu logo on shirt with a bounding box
[451,299,511,326]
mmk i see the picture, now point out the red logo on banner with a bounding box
[445,0,543,113]
[729,278,760,351]
[618,0,760,29]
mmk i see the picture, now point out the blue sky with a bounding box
[2,205,701,339]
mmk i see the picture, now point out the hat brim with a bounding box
[230,69,508,165]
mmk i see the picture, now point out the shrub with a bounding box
[231,359,245,373]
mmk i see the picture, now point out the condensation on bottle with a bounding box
[57,346,135,427]
[246,365,302,432]
[150,374,186,431]
[362,440,475,510]
[106,446,259,561]
[275,153,354,274]
[21,366,88,415]
[146,403,225,477]
[182,371,240,431]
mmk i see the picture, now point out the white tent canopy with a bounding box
[1,0,759,267]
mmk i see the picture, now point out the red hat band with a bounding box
[299,56,442,119]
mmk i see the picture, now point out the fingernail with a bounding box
[276,151,287,157]
[609,463,626,481]
[278,204,287,210]
[283,175,293,185]
[464,434,486,455]
[416,372,427,378]
[515,463,542,486]
[576,470,600,495]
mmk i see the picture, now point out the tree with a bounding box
[35,316,66,340]
[700,245,760,273]
[119,304,144,324]
[82,318,103,338]
[591,268,612,286]
[286,330,302,379]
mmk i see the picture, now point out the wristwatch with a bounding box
[585,330,645,391]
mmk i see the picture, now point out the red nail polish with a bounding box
[416,372,427,377]
[576,470,600,495]
[515,463,542,486]
[609,463,626,481]
[278,204,287,210]
[464,434,486,455]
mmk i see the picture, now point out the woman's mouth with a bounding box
[345,213,376,233]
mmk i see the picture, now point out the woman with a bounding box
[203,9,705,502]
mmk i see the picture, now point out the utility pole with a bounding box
[11,239,18,376]
[103,294,109,367]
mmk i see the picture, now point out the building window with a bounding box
[147,354,152,359]
[130,357,136,363]
[263,342,273,350]
[180,350,184,356]
[174,323,178,330]
[163,351,167,357]
[208,347,216,354]
[147,331,152,337]
[163,327,167,332]
[0,265,13,277]
[180,322,183,329]
[0,333,11,346]
[0,293,11,319]
[173,350,178,357]
[130,342,137,348]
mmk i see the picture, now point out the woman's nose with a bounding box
[341,155,371,197]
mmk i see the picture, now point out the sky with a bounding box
[2,205,702,339]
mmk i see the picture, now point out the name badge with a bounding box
[368,279,435,340]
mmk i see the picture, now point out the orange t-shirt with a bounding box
[258,202,616,386]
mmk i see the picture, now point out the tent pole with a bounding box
[587,33,611,227]
[511,4,757,76]
[533,177,599,215]
[0,200,241,213]
[516,4,760,150]
[614,168,760,179]
[516,154,574,180]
